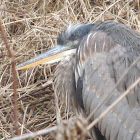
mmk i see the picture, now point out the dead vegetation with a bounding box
[0,0,140,139]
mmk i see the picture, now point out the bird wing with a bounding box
[75,29,140,140]
[54,55,85,114]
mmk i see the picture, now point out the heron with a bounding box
[16,21,140,140]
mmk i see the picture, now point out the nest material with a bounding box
[56,116,88,140]
[0,0,139,139]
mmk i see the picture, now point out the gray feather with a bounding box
[55,21,140,140]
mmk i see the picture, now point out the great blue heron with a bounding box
[16,21,140,140]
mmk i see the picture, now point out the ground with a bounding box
[0,0,139,139]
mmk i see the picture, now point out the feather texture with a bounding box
[54,21,140,140]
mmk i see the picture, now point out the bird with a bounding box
[16,21,140,140]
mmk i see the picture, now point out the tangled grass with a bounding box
[0,0,139,139]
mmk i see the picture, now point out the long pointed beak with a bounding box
[16,45,76,70]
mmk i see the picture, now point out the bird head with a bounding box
[16,24,94,70]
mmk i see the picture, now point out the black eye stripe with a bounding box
[57,24,95,45]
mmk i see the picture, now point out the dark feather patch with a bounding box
[57,24,94,45]
[94,126,107,140]
[76,77,84,109]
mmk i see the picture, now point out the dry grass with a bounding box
[0,0,139,139]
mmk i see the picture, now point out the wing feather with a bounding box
[75,27,140,139]
[55,21,140,140]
